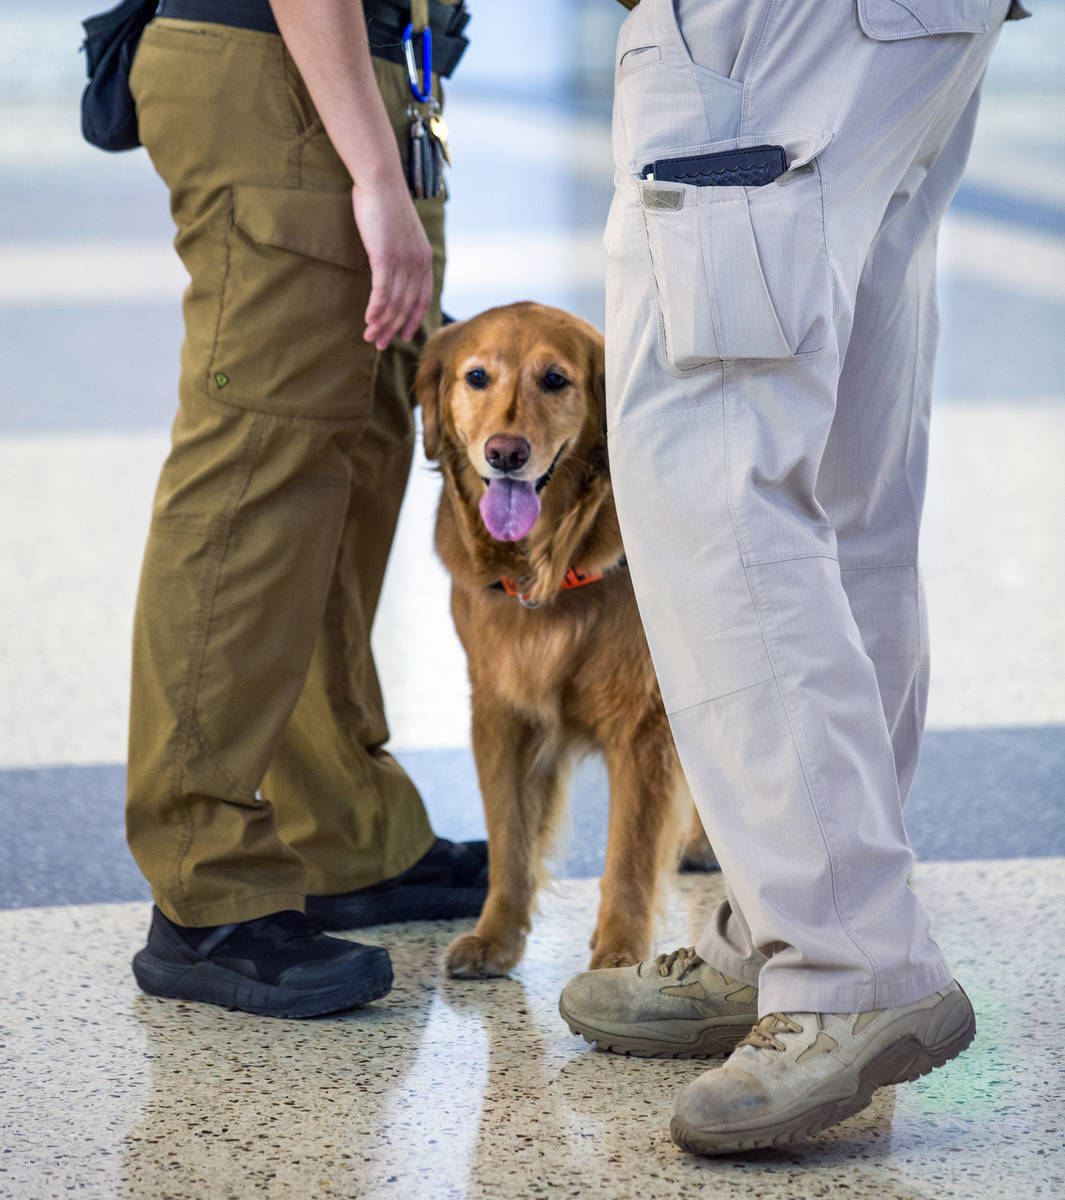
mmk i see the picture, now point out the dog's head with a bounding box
[415,302,605,543]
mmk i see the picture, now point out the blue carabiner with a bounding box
[403,23,432,104]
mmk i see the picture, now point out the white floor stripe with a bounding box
[937,213,1065,302]
[0,400,1063,770]
[3,211,1064,307]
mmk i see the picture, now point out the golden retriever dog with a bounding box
[415,301,714,979]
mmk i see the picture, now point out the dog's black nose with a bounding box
[484,435,531,474]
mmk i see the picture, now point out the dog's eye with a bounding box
[542,372,570,392]
[465,367,489,389]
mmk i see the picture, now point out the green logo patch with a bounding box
[214,372,229,388]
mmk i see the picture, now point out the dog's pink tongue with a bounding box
[479,478,541,542]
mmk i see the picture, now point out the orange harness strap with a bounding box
[498,566,604,603]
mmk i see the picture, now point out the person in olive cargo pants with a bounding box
[125,0,486,1018]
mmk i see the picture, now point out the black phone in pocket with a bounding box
[641,144,788,187]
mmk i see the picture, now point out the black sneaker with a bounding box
[305,837,489,930]
[132,907,392,1018]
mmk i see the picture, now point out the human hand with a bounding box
[352,178,433,351]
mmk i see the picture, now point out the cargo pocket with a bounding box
[856,0,990,39]
[208,186,376,420]
[641,131,833,372]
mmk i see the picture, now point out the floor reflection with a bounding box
[105,868,1047,1199]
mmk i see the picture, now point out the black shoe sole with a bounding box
[305,886,486,930]
[132,946,393,1018]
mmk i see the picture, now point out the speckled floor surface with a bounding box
[2,5,1063,1199]
[4,861,1063,1200]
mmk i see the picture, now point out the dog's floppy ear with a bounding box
[414,320,464,461]
[586,326,608,461]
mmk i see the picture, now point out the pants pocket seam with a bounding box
[171,412,267,903]
[204,187,235,398]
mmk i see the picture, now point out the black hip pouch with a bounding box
[80,0,159,152]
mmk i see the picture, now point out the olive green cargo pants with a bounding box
[127,18,445,926]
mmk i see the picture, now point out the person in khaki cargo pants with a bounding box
[560,0,1028,1156]
[125,0,486,1019]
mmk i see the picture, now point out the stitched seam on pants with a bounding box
[720,370,880,991]
[741,0,780,130]
[214,387,376,427]
[901,244,928,553]
[905,576,928,801]
[189,715,250,797]
[170,412,268,907]
[665,674,777,718]
[839,560,917,573]
[321,439,421,798]
[744,550,839,568]
[884,254,930,792]
[607,398,724,436]
[205,189,235,386]
[700,207,726,357]
[178,888,307,925]
[148,517,222,537]
[742,556,881,992]
[637,203,674,374]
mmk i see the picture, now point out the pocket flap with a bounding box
[857,0,990,39]
[779,129,834,174]
[232,185,369,271]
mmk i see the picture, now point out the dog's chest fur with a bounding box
[450,575,660,734]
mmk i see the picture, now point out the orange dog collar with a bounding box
[494,559,628,609]
[498,566,605,605]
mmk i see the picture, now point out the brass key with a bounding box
[428,105,453,167]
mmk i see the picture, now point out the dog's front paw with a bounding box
[589,946,641,970]
[444,933,524,979]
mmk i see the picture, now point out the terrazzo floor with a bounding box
[2,4,1064,1198]
[5,861,1064,1200]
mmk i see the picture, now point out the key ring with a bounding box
[403,23,432,103]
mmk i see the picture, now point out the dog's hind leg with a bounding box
[591,709,682,970]
[444,700,565,979]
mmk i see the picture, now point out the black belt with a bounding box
[155,0,471,77]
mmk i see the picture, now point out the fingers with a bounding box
[356,187,434,351]
[368,246,430,350]
[364,251,432,350]
[364,256,420,350]
[399,254,434,343]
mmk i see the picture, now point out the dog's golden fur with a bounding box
[415,301,712,978]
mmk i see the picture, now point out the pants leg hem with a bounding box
[694,936,765,989]
[152,890,307,928]
[754,961,955,1017]
[303,822,437,896]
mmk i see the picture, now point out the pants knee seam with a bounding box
[720,377,881,993]
[666,675,777,717]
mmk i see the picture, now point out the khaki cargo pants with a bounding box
[127,18,445,926]
[606,0,1011,1013]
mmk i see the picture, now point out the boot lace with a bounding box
[654,946,703,980]
[738,1012,802,1051]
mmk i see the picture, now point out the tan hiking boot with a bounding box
[670,980,976,1155]
[559,946,759,1058]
